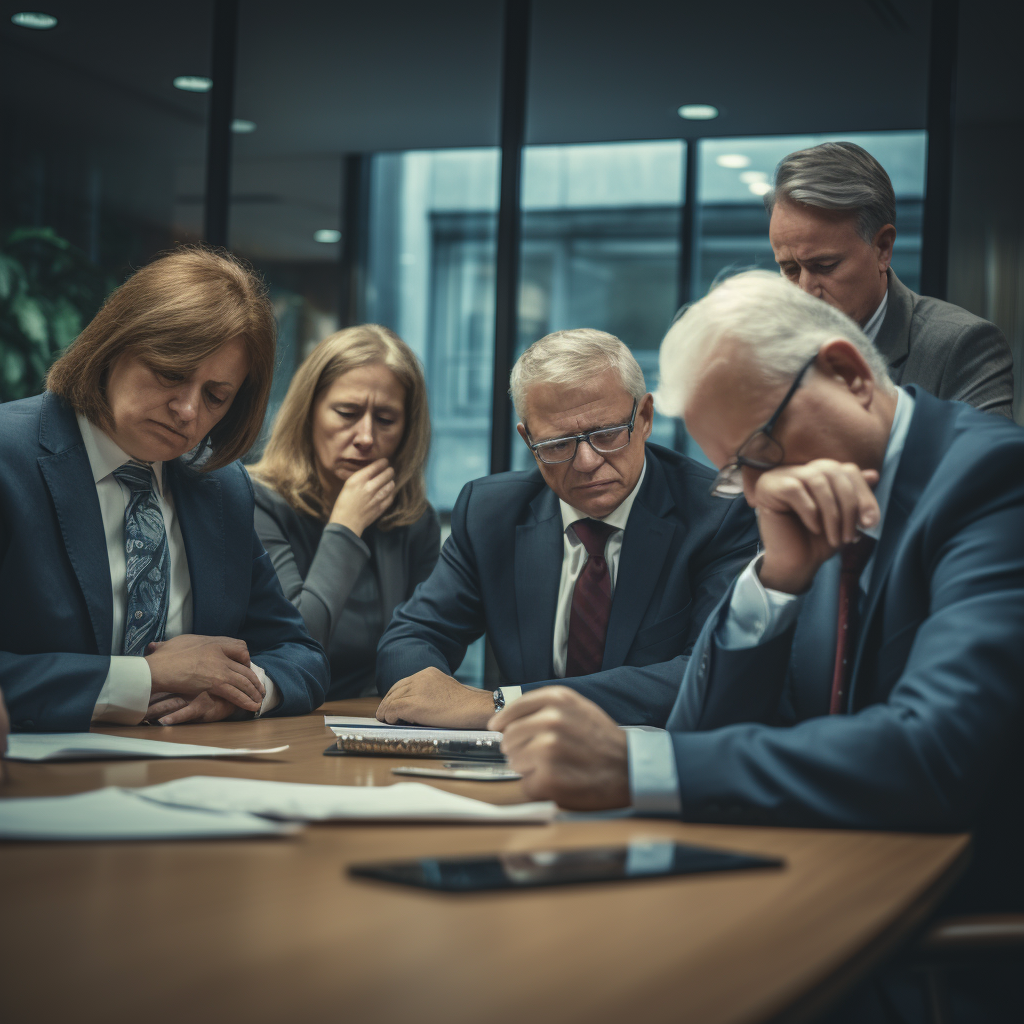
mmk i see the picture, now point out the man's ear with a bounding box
[516,422,529,445]
[818,339,874,407]
[873,223,896,271]
[638,393,655,442]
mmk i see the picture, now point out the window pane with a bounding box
[512,139,685,471]
[0,6,212,402]
[366,149,500,514]
[696,131,927,298]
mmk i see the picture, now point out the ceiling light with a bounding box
[314,229,341,244]
[174,76,212,93]
[739,170,768,184]
[748,181,772,197]
[231,119,257,133]
[678,104,719,121]
[716,154,750,169]
[11,12,58,29]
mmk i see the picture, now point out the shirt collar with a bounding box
[858,386,913,543]
[861,286,889,343]
[76,413,165,495]
[559,455,647,536]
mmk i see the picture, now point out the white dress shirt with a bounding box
[499,459,648,704]
[862,288,889,343]
[628,388,915,814]
[78,415,278,723]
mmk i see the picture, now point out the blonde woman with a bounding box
[249,325,439,698]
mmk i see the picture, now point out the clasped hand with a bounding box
[753,458,880,594]
[144,634,265,725]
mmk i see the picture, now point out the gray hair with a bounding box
[656,270,894,418]
[764,142,896,244]
[509,328,646,421]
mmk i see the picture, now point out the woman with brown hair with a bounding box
[0,247,328,733]
[249,324,439,698]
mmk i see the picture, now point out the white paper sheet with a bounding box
[136,775,557,824]
[5,733,290,762]
[0,787,299,840]
[324,716,502,744]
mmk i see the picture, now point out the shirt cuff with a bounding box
[718,554,802,650]
[92,656,152,724]
[251,663,281,717]
[625,727,681,817]
[499,685,522,705]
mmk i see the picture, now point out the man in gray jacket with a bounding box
[765,141,1013,417]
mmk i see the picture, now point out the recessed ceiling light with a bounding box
[739,170,768,184]
[11,12,58,29]
[174,76,212,93]
[716,154,750,169]
[748,181,772,197]
[231,119,257,133]
[314,229,341,244]
[678,104,719,120]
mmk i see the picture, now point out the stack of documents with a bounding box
[5,733,289,762]
[0,787,299,841]
[136,776,557,823]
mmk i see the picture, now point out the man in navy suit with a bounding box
[375,328,758,728]
[492,272,1024,918]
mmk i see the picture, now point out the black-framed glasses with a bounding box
[710,352,818,498]
[526,399,638,465]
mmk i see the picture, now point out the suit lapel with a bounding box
[873,270,914,383]
[167,461,224,634]
[847,389,953,709]
[603,460,676,669]
[514,487,562,681]
[37,393,113,655]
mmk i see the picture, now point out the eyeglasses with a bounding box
[526,399,639,465]
[710,353,818,498]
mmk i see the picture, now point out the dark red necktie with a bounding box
[829,537,877,715]
[565,518,617,677]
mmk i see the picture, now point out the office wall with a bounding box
[947,0,1024,423]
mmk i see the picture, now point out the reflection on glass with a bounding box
[512,140,685,471]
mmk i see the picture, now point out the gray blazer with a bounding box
[252,479,440,697]
[876,270,1014,418]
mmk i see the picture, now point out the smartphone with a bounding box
[390,763,521,781]
[349,840,783,891]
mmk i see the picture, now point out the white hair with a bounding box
[656,270,894,418]
[509,328,646,421]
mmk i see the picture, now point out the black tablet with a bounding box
[349,840,783,892]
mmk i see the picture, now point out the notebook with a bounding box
[324,717,505,761]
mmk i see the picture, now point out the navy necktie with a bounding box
[565,518,617,677]
[114,461,170,657]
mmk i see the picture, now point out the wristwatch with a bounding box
[492,688,505,713]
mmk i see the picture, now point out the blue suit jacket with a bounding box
[376,444,759,724]
[666,388,1024,910]
[0,392,329,732]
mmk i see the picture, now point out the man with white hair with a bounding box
[374,328,758,727]
[491,272,1024,921]
[766,141,1013,417]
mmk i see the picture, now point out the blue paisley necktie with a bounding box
[114,461,170,657]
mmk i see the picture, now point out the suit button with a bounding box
[700,653,709,674]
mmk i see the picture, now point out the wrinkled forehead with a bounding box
[522,372,635,436]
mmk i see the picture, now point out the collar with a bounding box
[861,287,889,343]
[76,413,165,496]
[858,386,913,543]
[559,456,647,536]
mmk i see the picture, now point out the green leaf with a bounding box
[48,296,82,350]
[10,294,48,345]
[0,253,26,301]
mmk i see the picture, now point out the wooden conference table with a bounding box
[0,699,968,1024]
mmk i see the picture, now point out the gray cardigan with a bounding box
[252,479,440,698]
[876,270,1014,418]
